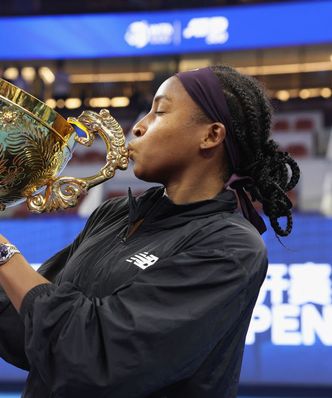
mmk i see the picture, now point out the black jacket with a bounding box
[0,187,267,398]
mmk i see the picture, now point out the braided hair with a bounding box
[211,65,300,237]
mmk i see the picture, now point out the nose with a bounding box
[132,113,148,137]
[132,124,143,137]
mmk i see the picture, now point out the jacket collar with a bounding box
[128,186,237,230]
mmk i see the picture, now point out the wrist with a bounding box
[0,234,9,244]
[0,243,20,266]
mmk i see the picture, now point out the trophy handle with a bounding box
[26,109,129,213]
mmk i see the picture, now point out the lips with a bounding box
[127,144,135,160]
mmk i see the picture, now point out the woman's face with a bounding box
[129,76,210,185]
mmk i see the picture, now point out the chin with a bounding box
[133,169,160,184]
[133,162,168,184]
[133,167,149,182]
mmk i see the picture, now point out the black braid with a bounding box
[211,65,300,237]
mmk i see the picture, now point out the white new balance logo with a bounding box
[126,252,159,270]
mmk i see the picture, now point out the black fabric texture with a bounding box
[0,186,268,398]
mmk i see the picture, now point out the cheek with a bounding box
[133,138,176,181]
[136,124,171,155]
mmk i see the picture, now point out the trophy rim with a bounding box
[0,78,74,142]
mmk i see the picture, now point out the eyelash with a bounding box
[154,111,165,115]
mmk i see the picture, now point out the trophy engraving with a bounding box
[0,79,129,213]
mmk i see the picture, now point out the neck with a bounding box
[165,173,224,204]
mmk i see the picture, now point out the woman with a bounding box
[0,65,300,398]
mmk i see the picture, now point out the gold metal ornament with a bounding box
[0,78,129,213]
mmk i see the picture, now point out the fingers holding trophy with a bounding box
[0,78,129,213]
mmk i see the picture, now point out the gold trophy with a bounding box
[0,78,128,213]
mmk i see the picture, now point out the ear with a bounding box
[200,122,226,150]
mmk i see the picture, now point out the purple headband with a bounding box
[176,67,266,234]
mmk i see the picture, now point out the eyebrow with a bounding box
[153,94,172,103]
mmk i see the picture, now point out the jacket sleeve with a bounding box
[19,244,266,397]
[0,244,73,370]
[0,288,28,370]
[0,200,113,370]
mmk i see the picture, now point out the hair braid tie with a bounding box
[226,175,267,234]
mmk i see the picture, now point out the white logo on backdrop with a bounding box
[246,263,332,346]
[124,16,229,48]
[125,20,174,48]
[183,16,229,44]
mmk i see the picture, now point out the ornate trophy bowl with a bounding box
[0,78,128,213]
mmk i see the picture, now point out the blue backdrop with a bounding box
[1,1,332,59]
